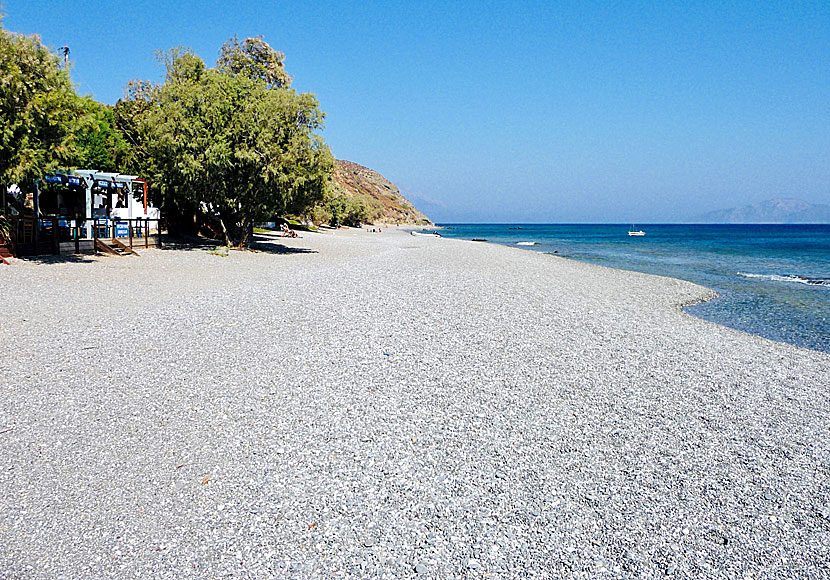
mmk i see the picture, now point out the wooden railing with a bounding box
[7,216,165,257]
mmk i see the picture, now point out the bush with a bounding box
[342,198,368,227]
[307,204,331,226]
[308,192,373,227]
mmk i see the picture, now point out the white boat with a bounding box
[628,224,645,236]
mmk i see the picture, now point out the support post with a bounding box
[52,217,58,255]
[84,177,93,238]
[33,180,40,253]
[129,218,133,249]
[75,221,80,254]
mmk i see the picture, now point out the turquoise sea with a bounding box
[436,224,830,354]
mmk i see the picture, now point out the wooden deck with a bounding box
[13,235,159,257]
[7,217,164,258]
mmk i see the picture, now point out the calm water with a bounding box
[437,224,830,354]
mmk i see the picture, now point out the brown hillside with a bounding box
[331,160,432,225]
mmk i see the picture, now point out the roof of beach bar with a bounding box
[69,170,140,189]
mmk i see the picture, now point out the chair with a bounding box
[20,218,34,243]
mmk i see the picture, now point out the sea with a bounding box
[436,224,830,354]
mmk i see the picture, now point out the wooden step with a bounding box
[109,238,140,256]
[96,239,121,256]
[96,239,139,257]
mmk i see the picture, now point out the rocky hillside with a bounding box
[331,160,432,225]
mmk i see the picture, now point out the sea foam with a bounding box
[737,272,830,287]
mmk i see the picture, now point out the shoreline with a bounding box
[434,224,830,355]
[1,228,828,577]
[410,228,724,322]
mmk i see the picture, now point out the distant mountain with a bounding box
[695,198,830,224]
[331,160,432,225]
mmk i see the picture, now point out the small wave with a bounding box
[737,272,830,287]
[516,241,537,246]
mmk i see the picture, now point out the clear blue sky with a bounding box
[4,0,829,222]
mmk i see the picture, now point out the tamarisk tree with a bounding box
[120,38,333,247]
[0,19,76,189]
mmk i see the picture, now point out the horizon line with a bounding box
[432,222,830,226]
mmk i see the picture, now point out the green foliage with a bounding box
[308,202,332,226]
[113,80,159,175]
[343,198,369,227]
[0,19,131,192]
[0,20,77,188]
[218,36,291,89]
[323,192,347,226]
[0,22,332,246]
[69,97,129,171]
[364,198,385,223]
[310,192,372,227]
[120,41,333,247]
[160,47,206,84]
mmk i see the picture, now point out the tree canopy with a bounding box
[119,41,333,247]
[69,97,129,172]
[0,22,337,244]
[0,19,131,190]
[217,36,291,89]
[0,20,76,188]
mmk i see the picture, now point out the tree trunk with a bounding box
[236,218,253,249]
[218,215,231,247]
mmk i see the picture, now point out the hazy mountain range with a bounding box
[695,198,830,224]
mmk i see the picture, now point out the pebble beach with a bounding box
[1,228,829,579]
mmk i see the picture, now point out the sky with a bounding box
[4,0,829,222]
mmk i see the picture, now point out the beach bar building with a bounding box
[3,169,163,258]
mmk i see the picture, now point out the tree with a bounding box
[69,97,129,172]
[343,198,369,227]
[113,80,158,174]
[0,19,127,196]
[324,192,347,227]
[217,36,291,89]
[0,19,76,190]
[123,44,333,247]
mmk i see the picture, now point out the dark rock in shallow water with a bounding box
[472,238,488,242]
